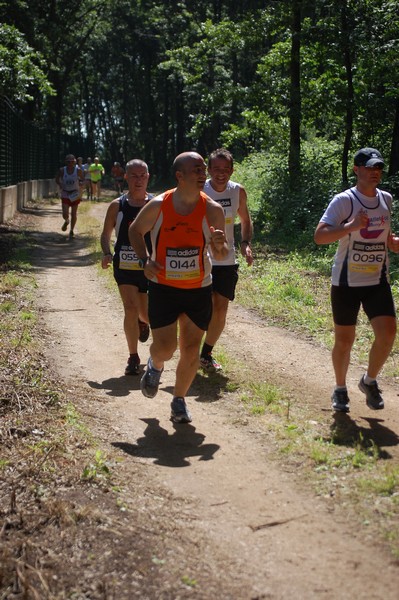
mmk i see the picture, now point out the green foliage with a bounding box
[3,0,399,189]
[181,575,197,588]
[235,139,344,248]
[357,467,399,496]
[0,23,54,101]
[82,450,110,482]
[240,381,284,415]
[235,250,334,344]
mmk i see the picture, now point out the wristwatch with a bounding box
[138,257,149,269]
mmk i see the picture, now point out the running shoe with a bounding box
[170,397,192,423]
[358,376,384,410]
[200,354,222,372]
[138,319,150,343]
[331,389,350,413]
[61,219,69,231]
[69,230,74,239]
[140,358,163,398]
[124,354,140,376]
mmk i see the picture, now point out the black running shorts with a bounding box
[148,282,212,330]
[113,265,148,293]
[211,264,239,301]
[331,281,396,326]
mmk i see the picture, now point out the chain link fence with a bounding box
[0,96,89,188]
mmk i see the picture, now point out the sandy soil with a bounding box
[24,198,399,599]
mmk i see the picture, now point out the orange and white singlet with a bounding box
[149,190,212,289]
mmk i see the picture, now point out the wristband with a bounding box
[240,240,250,246]
[103,253,112,257]
[138,257,149,269]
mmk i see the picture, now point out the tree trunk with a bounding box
[340,1,353,187]
[288,0,301,193]
[389,96,399,177]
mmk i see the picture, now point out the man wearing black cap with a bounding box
[314,148,399,413]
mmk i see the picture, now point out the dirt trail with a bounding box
[28,200,399,599]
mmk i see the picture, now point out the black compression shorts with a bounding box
[331,281,396,326]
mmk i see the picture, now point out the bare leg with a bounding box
[70,204,78,233]
[332,324,356,387]
[149,322,178,370]
[138,291,149,325]
[118,285,142,354]
[174,314,204,397]
[203,291,229,347]
[61,203,70,230]
[368,315,397,379]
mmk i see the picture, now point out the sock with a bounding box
[201,342,213,357]
[335,385,347,392]
[364,373,376,385]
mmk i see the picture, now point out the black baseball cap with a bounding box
[354,148,384,167]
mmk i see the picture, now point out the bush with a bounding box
[234,139,347,249]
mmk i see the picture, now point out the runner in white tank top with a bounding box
[315,147,399,413]
[55,154,83,239]
[200,148,254,372]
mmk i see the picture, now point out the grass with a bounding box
[221,343,399,555]
[240,381,285,415]
[236,250,399,376]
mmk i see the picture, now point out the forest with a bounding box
[2,0,399,245]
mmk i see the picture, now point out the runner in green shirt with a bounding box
[89,156,105,200]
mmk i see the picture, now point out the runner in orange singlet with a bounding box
[129,152,228,423]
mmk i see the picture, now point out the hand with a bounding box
[241,245,254,266]
[389,234,399,253]
[143,258,162,278]
[210,226,226,251]
[101,254,112,269]
[349,209,368,231]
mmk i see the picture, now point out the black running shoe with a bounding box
[331,389,350,413]
[140,358,163,398]
[138,319,150,343]
[170,397,192,423]
[125,354,140,376]
[358,376,384,410]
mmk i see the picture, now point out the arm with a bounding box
[128,196,164,277]
[388,233,399,253]
[314,210,369,245]
[237,185,254,266]
[55,168,62,188]
[100,200,119,268]
[206,200,229,260]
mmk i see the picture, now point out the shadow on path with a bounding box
[331,412,399,458]
[113,417,220,467]
[6,205,100,270]
[88,375,142,397]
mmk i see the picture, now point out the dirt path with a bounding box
[28,200,399,599]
